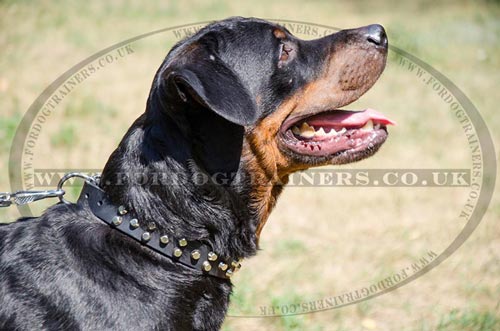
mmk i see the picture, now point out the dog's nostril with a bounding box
[365,24,387,47]
[367,35,381,45]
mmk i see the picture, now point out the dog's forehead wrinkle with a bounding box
[217,43,274,103]
[163,19,291,112]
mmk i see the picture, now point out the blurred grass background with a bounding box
[0,0,499,330]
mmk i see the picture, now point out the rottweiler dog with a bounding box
[0,17,392,330]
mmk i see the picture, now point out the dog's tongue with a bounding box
[307,108,396,127]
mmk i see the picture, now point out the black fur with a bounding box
[0,17,387,330]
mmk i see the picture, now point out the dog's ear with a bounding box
[166,53,258,126]
[158,49,258,178]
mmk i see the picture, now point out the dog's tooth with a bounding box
[299,122,315,138]
[315,127,326,137]
[361,120,374,131]
[326,128,337,136]
[292,126,300,135]
[300,122,313,131]
[337,128,347,135]
[300,130,315,138]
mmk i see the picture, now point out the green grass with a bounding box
[0,0,499,330]
[270,292,307,331]
[228,276,257,315]
[50,124,77,148]
[63,95,118,118]
[435,309,500,331]
[0,110,22,153]
[273,239,307,256]
[0,94,22,156]
[356,300,373,317]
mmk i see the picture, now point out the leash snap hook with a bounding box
[0,189,66,207]
[0,193,13,207]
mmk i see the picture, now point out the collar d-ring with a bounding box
[57,172,100,204]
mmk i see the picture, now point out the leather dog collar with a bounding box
[77,181,241,280]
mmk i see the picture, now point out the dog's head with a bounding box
[150,17,392,235]
[155,17,391,172]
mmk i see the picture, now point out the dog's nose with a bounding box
[364,24,387,47]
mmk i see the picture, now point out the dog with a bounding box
[0,17,392,330]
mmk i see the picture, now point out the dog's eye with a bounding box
[279,43,293,63]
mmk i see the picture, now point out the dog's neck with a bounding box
[99,111,265,262]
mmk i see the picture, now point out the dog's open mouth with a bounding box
[279,108,395,163]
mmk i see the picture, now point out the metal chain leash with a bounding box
[0,173,100,208]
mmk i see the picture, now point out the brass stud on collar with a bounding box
[178,238,188,247]
[147,222,157,231]
[160,235,169,245]
[191,250,201,260]
[207,252,218,261]
[203,261,212,272]
[129,218,139,229]
[231,260,242,271]
[112,216,123,226]
[218,262,228,271]
[141,232,151,242]
[226,269,234,278]
[173,248,183,257]
[118,205,128,215]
